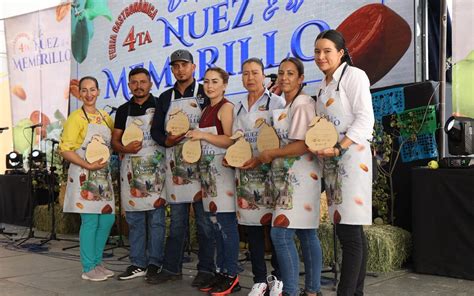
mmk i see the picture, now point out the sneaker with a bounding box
[248,282,268,296]
[81,269,108,282]
[96,265,114,278]
[146,269,183,285]
[267,275,283,296]
[199,273,225,292]
[209,274,241,296]
[192,271,215,287]
[145,264,161,281]
[118,265,146,280]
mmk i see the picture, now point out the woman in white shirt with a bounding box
[311,29,375,296]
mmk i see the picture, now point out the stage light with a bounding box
[444,116,474,155]
[30,149,46,169]
[6,151,23,169]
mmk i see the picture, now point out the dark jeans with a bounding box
[162,202,215,274]
[336,224,368,296]
[246,225,280,283]
[212,213,240,276]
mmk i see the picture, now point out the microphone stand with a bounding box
[40,140,77,245]
[17,125,45,246]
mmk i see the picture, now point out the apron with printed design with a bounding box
[120,104,166,211]
[164,88,203,203]
[198,126,236,213]
[271,101,321,229]
[316,65,372,225]
[234,98,274,226]
[63,110,115,214]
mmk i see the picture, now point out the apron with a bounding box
[271,100,322,229]
[120,102,167,211]
[316,64,372,225]
[198,126,236,213]
[234,98,274,226]
[63,108,115,214]
[164,87,203,203]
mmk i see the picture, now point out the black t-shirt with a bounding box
[151,80,209,147]
[114,94,158,130]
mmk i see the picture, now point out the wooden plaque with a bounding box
[166,109,190,136]
[305,116,339,151]
[225,137,252,168]
[122,119,144,146]
[182,139,201,163]
[257,123,280,153]
[85,136,110,164]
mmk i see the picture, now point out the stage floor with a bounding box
[0,224,473,296]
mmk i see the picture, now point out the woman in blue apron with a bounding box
[61,76,115,281]
[186,67,240,295]
[312,29,375,296]
[259,57,323,296]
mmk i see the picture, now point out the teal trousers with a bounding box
[79,213,115,272]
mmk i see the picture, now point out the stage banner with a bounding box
[5,3,71,159]
[452,0,474,118]
[71,0,416,111]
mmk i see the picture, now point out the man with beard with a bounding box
[112,68,167,283]
[150,49,215,287]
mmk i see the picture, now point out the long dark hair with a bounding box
[315,29,353,66]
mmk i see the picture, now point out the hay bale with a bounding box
[317,223,411,273]
[34,204,81,234]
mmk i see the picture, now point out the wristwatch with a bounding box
[334,142,348,157]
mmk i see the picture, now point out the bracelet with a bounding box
[333,142,348,157]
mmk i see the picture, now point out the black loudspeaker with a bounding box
[444,116,474,155]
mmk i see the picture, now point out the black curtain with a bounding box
[427,0,452,82]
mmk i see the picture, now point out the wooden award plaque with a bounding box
[182,139,201,163]
[166,108,190,136]
[85,135,110,164]
[256,119,279,153]
[225,132,252,167]
[305,116,339,151]
[122,119,144,146]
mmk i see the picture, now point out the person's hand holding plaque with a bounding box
[224,131,252,168]
[85,135,110,165]
[305,116,339,157]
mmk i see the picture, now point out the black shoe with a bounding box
[192,271,215,287]
[299,290,323,296]
[145,264,161,281]
[208,275,241,295]
[146,269,182,285]
[118,265,146,280]
[199,273,224,292]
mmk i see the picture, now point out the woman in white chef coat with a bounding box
[311,29,375,296]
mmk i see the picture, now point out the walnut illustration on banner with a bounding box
[122,119,144,146]
[182,138,201,163]
[305,116,338,151]
[255,118,279,153]
[225,131,252,168]
[166,108,190,136]
[85,135,110,164]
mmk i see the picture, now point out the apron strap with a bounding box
[316,63,349,100]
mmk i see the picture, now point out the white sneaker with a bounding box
[81,269,108,281]
[267,275,283,296]
[248,282,268,296]
[96,265,114,278]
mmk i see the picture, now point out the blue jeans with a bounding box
[271,227,322,296]
[79,214,115,272]
[212,213,239,276]
[125,208,166,268]
[246,225,280,283]
[163,202,215,274]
